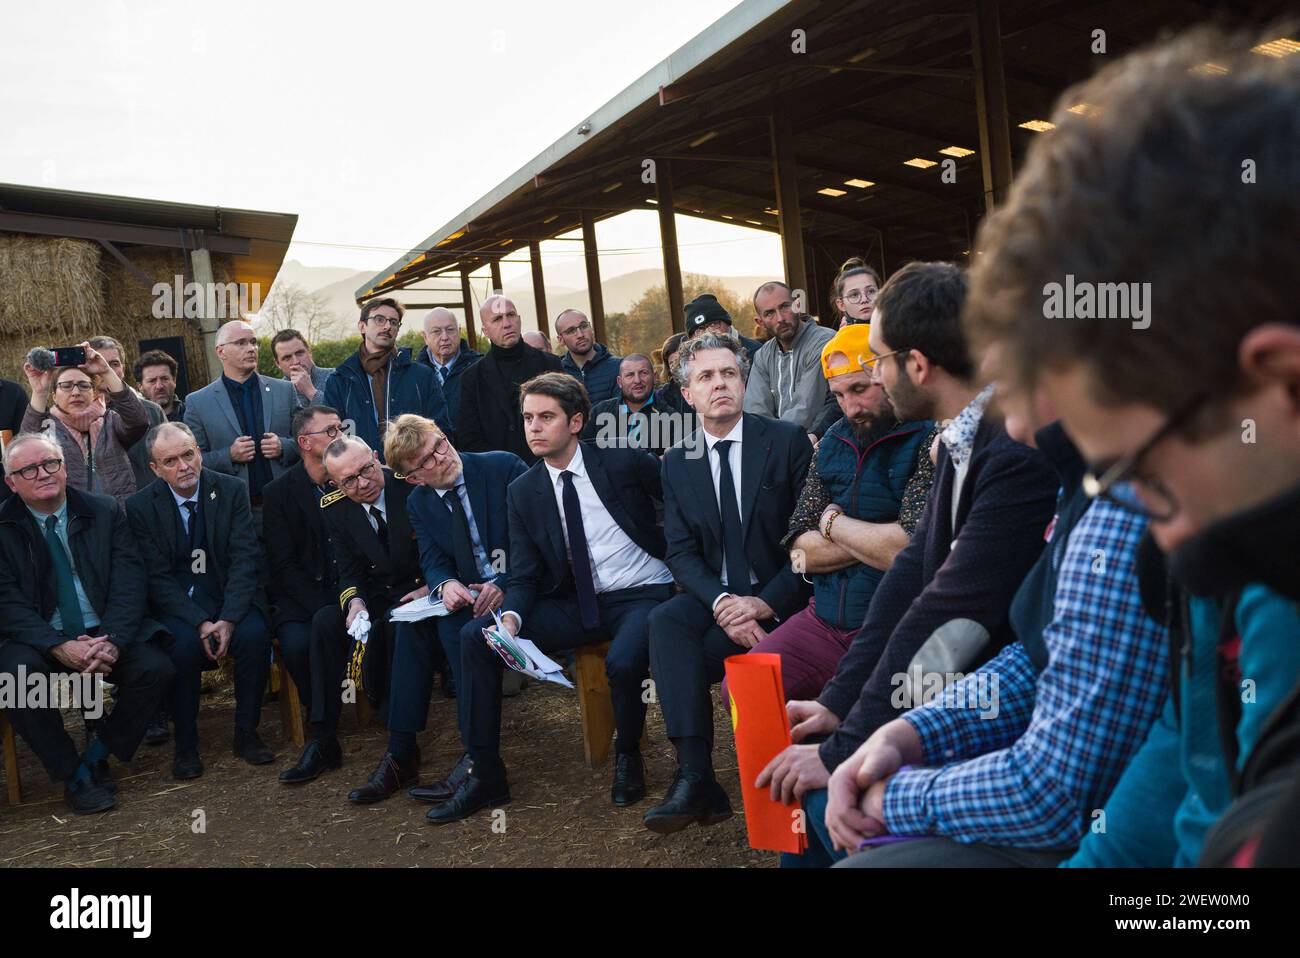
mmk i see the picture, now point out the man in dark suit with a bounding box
[125,422,274,780]
[427,373,675,824]
[266,404,343,784]
[644,333,813,833]
[0,433,174,813]
[380,413,525,807]
[312,436,429,802]
[456,295,563,463]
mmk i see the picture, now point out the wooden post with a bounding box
[971,0,1014,211]
[656,158,685,334]
[489,258,503,294]
[460,266,478,346]
[529,241,550,335]
[572,642,616,768]
[580,211,607,345]
[190,246,221,385]
[1,712,21,805]
[770,105,808,297]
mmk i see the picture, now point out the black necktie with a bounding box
[369,505,389,551]
[182,501,201,553]
[713,440,751,596]
[444,485,481,584]
[560,471,600,629]
[438,365,449,385]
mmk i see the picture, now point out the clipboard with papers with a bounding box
[480,610,574,688]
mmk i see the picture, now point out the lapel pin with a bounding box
[210,491,217,500]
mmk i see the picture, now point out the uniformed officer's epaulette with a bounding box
[320,488,348,508]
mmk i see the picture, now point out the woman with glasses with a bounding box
[20,341,149,503]
[830,257,882,328]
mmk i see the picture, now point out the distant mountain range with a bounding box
[253,260,773,342]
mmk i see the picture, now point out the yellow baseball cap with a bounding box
[820,323,874,379]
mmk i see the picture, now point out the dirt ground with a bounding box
[0,675,776,868]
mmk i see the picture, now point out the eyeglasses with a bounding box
[408,437,451,473]
[843,288,879,304]
[11,458,64,481]
[1081,390,1209,521]
[301,424,343,439]
[560,320,592,335]
[862,347,909,369]
[56,381,94,393]
[222,337,258,349]
[336,460,380,491]
[367,315,402,329]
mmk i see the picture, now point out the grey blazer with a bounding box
[183,373,301,483]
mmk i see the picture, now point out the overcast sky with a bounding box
[1,0,783,286]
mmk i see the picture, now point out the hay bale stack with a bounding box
[101,247,237,391]
[0,235,105,382]
[0,233,239,390]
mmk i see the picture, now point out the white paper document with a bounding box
[389,591,478,623]
[480,610,574,688]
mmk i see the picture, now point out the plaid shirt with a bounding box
[881,497,1169,848]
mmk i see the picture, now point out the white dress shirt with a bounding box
[543,444,672,594]
[701,417,757,604]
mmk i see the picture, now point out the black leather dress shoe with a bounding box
[347,750,420,804]
[409,752,472,803]
[172,750,204,780]
[642,770,733,834]
[611,751,646,806]
[278,738,343,784]
[65,778,117,815]
[233,729,276,765]
[425,768,510,825]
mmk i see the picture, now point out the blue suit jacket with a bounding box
[407,450,528,594]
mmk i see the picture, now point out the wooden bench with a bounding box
[271,640,372,750]
[1,711,20,806]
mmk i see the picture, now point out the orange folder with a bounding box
[725,652,806,854]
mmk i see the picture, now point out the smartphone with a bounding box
[52,346,87,367]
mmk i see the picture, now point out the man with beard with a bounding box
[582,354,675,458]
[744,281,836,433]
[721,323,936,710]
[133,350,185,423]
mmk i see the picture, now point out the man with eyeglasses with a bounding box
[323,298,450,464]
[415,307,481,441]
[0,433,173,813]
[126,422,274,780]
[312,436,428,802]
[744,281,836,432]
[784,262,1057,861]
[183,320,300,532]
[379,414,526,809]
[963,26,1300,869]
[457,295,563,464]
[264,405,346,784]
[556,308,621,405]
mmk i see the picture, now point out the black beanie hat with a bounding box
[683,293,732,336]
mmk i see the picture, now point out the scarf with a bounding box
[49,396,106,459]
[359,342,394,434]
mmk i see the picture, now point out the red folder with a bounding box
[724,653,806,854]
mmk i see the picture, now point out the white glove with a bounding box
[348,609,372,644]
